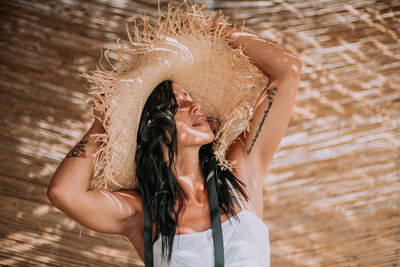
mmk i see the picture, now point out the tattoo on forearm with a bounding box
[246,86,278,155]
[66,140,88,158]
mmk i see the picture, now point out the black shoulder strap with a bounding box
[142,162,225,266]
[141,183,154,267]
[206,162,225,266]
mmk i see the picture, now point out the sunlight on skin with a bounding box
[50,189,138,233]
[164,82,215,160]
[81,189,139,223]
[90,190,129,214]
[230,31,302,81]
[175,120,214,140]
[172,82,215,147]
[291,62,301,73]
[163,82,216,208]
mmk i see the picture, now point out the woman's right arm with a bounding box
[47,116,141,236]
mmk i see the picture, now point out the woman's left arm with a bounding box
[225,27,302,182]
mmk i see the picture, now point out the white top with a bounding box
[153,181,270,266]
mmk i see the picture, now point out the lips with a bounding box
[192,115,207,126]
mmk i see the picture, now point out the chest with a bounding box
[173,202,243,235]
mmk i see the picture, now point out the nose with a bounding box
[190,101,201,114]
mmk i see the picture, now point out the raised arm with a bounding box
[47,114,141,236]
[226,27,302,184]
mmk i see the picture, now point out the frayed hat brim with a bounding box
[80,2,268,191]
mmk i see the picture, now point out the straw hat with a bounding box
[81,1,269,191]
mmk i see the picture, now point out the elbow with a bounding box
[47,176,60,203]
[46,183,74,209]
[47,186,77,215]
[47,180,87,213]
[289,58,302,74]
[283,55,302,74]
[261,57,303,80]
[47,185,63,207]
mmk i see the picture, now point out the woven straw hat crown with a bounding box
[81,2,268,191]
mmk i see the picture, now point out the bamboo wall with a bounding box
[0,0,399,266]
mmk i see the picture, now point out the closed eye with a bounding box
[184,91,193,101]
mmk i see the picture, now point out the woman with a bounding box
[47,16,302,266]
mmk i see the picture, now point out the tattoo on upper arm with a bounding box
[66,140,88,158]
[246,86,278,155]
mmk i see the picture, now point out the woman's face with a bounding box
[170,82,215,148]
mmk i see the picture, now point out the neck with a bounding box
[173,145,207,203]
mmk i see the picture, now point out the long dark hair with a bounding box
[135,79,249,262]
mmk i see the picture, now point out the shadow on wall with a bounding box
[0,0,399,266]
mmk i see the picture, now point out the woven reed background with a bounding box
[0,0,399,266]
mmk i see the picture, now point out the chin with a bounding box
[200,133,215,144]
[206,133,216,144]
[197,132,215,146]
